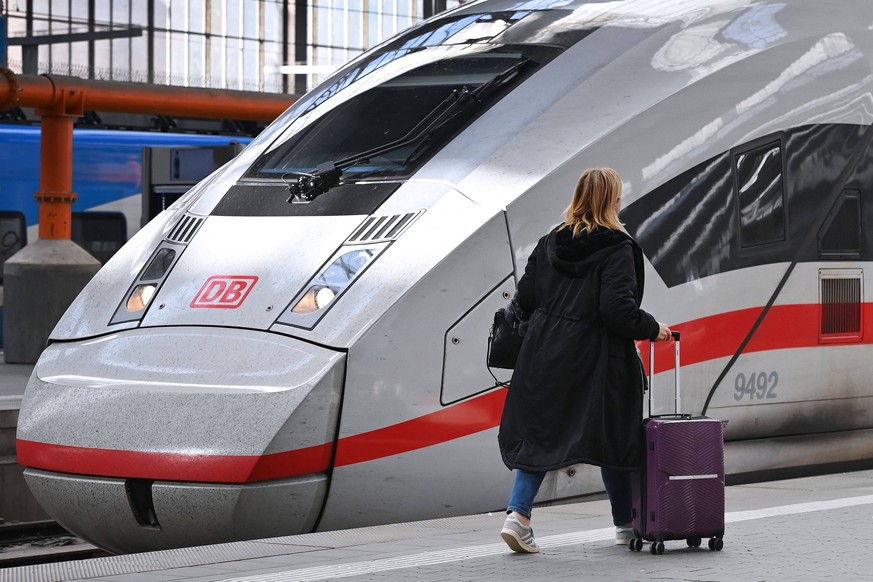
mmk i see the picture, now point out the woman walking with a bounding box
[498,167,671,553]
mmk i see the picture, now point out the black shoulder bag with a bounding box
[486,307,523,384]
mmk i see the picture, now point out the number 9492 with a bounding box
[734,371,778,401]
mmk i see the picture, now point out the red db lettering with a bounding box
[191,276,259,308]
[221,280,248,304]
[202,280,227,303]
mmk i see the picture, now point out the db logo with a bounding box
[190,275,259,309]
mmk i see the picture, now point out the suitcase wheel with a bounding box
[686,537,702,548]
[628,538,643,552]
[708,537,724,551]
[650,541,665,555]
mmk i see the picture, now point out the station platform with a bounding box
[2,469,871,582]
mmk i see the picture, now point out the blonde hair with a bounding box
[561,167,625,237]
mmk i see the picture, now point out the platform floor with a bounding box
[3,469,871,582]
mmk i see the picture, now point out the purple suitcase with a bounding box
[630,332,725,554]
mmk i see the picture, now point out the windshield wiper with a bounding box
[285,87,473,202]
[285,58,531,203]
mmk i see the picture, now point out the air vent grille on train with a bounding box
[165,213,205,244]
[347,210,423,244]
[820,269,863,341]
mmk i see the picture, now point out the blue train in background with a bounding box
[0,125,252,260]
[1,125,252,246]
[0,124,253,346]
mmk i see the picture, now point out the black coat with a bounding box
[498,226,660,472]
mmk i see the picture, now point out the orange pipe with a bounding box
[36,114,76,239]
[0,69,293,121]
[0,68,296,240]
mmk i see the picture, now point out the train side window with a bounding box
[734,140,786,248]
[818,190,861,259]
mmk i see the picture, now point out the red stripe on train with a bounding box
[333,387,507,467]
[643,303,873,374]
[16,439,334,484]
[17,302,872,482]
[15,390,507,482]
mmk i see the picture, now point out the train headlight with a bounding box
[126,284,157,312]
[315,286,337,307]
[292,286,337,314]
[278,244,386,328]
[111,243,183,325]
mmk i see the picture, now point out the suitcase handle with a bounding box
[648,331,682,418]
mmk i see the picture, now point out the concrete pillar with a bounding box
[2,83,96,364]
[2,239,100,364]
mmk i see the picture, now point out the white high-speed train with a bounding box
[16,0,873,554]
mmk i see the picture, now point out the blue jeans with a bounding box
[601,467,633,526]
[506,469,545,519]
[507,467,633,524]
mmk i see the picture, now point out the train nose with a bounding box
[16,327,344,554]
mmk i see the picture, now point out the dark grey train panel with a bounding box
[212,182,403,217]
[623,123,873,288]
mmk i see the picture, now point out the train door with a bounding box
[439,223,516,406]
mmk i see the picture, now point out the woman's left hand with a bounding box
[655,323,671,341]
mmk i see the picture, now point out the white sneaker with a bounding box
[500,513,540,553]
[615,526,634,545]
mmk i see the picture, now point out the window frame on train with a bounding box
[732,135,789,251]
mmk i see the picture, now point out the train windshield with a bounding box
[247,48,537,183]
[243,9,586,184]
